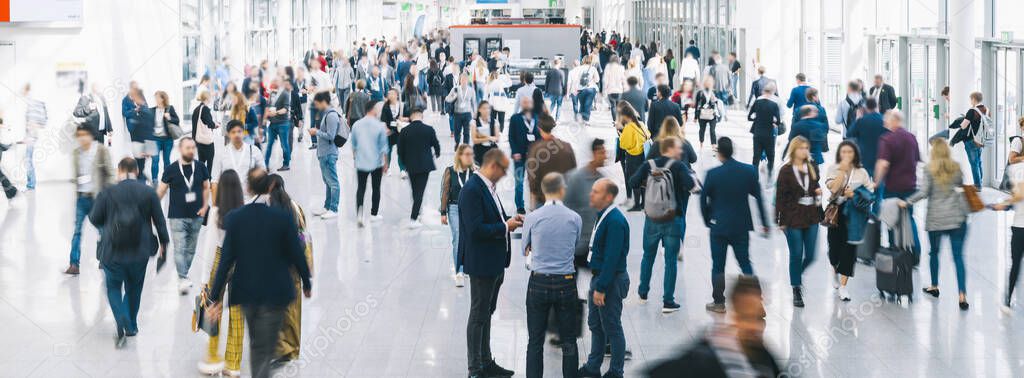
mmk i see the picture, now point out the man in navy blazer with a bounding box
[508,97,542,214]
[699,137,768,313]
[646,84,683,137]
[458,149,523,378]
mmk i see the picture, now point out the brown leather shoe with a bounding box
[64,265,80,275]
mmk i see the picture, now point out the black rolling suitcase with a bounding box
[875,246,915,302]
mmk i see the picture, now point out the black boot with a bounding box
[793,286,804,308]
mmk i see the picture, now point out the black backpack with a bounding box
[109,194,143,251]
[845,96,866,127]
[579,69,591,87]
[321,109,349,148]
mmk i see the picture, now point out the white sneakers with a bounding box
[370,214,383,223]
[178,278,192,296]
[400,171,408,180]
[454,273,466,287]
[197,360,225,376]
[320,211,338,219]
[312,208,328,216]
[407,220,423,229]
[838,286,851,302]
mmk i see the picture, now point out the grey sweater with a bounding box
[906,169,969,231]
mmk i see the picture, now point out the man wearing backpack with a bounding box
[570,56,601,124]
[954,91,990,188]
[626,137,695,313]
[836,80,865,137]
[310,92,347,219]
[90,157,170,348]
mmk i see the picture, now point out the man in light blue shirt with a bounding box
[310,92,349,219]
[521,172,582,378]
[350,100,388,225]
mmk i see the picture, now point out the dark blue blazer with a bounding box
[396,60,413,84]
[647,99,683,137]
[589,207,630,292]
[457,174,511,277]
[788,118,828,154]
[508,112,541,158]
[700,159,768,236]
[211,203,312,307]
[846,112,888,175]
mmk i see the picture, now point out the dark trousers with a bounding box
[624,154,645,204]
[752,135,776,174]
[355,168,383,216]
[1009,227,1024,299]
[242,304,287,378]
[467,273,504,374]
[710,232,753,304]
[607,93,621,120]
[408,171,430,220]
[103,259,149,335]
[453,112,472,145]
[526,273,579,378]
[0,166,16,199]
[698,120,717,144]
[197,142,215,173]
[584,272,628,377]
[134,157,148,182]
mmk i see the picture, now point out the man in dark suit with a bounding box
[869,74,898,114]
[209,172,312,378]
[458,149,522,378]
[397,107,441,227]
[619,76,647,123]
[699,137,768,313]
[73,83,113,143]
[846,98,889,176]
[646,85,683,137]
[88,157,170,348]
[508,97,541,214]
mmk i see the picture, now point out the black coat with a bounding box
[870,84,898,114]
[210,203,311,307]
[457,174,511,276]
[647,338,781,378]
[89,179,170,264]
[647,99,683,137]
[397,120,441,174]
[747,98,781,137]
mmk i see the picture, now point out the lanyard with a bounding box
[178,162,195,189]
[589,207,618,251]
[456,169,469,187]
[227,144,251,170]
[793,164,809,194]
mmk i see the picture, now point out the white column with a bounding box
[947,0,975,114]
[843,0,868,82]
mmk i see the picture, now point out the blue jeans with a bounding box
[318,154,340,212]
[25,144,35,189]
[70,195,95,266]
[150,138,174,182]
[928,224,968,293]
[170,217,203,279]
[577,88,597,121]
[640,217,683,303]
[546,93,564,119]
[526,273,579,378]
[710,233,753,304]
[513,160,526,211]
[584,272,628,377]
[570,94,579,115]
[452,112,472,145]
[103,259,148,334]
[447,204,461,273]
[783,226,819,287]
[880,186,922,257]
[264,121,292,167]
[964,142,983,187]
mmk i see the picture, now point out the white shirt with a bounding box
[76,143,97,193]
[476,172,507,219]
[211,142,266,191]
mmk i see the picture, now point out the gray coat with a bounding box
[906,169,969,231]
[620,87,648,122]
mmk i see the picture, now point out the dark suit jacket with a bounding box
[700,159,767,236]
[397,120,441,174]
[870,84,898,113]
[73,94,112,136]
[89,179,170,264]
[747,98,780,137]
[457,174,511,277]
[846,112,888,174]
[508,112,541,158]
[647,99,683,137]
[211,203,312,307]
[646,338,781,378]
[620,88,648,122]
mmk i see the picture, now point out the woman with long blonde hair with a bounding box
[775,136,823,308]
[902,138,971,310]
[649,117,696,165]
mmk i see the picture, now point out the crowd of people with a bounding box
[0,24,1021,378]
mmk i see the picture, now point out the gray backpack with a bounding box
[643,159,678,222]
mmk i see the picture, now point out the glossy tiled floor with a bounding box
[1,104,1023,377]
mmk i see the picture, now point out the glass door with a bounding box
[994,47,1020,182]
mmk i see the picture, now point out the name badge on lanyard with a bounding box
[180,163,197,203]
[525,116,536,142]
[589,207,618,252]
[795,165,814,206]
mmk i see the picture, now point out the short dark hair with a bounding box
[227,119,245,132]
[482,148,507,168]
[538,114,556,134]
[657,84,671,99]
[865,97,878,110]
[688,39,695,45]
[523,72,534,84]
[729,275,763,305]
[591,138,605,151]
[365,99,379,114]
[796,73,806,82]
[717,137,734,158]
[314,91,331,104]
[118,157,139,174]
[75,125,95,137]
[626,76,639,87]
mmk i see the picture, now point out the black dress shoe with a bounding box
[115,329,127,349]
[483,360,514,377]
[577,366,601,378]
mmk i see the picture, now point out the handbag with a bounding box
[167,121,185,140]
[775,121,787,135]
[821,174,849,227]
[191,289,219,336]
[962,185,985,212]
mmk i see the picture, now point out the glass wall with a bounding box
[322,0,339,49]
[247,0,277,63]
[291,0,310,60]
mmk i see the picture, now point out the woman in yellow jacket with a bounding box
[617,101,650,211]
